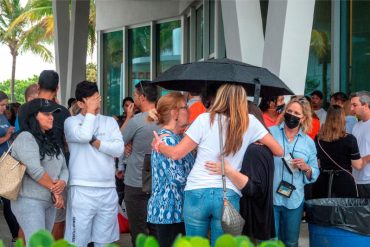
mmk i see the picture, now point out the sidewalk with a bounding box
[0,204,308,246]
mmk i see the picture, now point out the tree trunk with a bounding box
[11,53,17,103]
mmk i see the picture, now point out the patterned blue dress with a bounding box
[147,129,194,224]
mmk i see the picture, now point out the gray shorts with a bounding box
[55,190,67,223]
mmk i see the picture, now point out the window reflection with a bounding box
[103,31,123,116]
[128,26,151,96]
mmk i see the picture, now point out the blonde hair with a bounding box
[318,105,346,142]
[284,97,312,134]
[147,92,185,125]
[209,84,249,156]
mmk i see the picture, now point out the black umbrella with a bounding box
[152,58,294,103]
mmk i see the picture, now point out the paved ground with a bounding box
[0,203,308,246]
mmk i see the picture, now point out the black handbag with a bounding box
[142,153,152,194]
[218,115,245,235]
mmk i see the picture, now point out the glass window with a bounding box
[196,5,204,60]
[102,31,123,116]
[305,0,331,101]
[348,0,370,92]
[156,20,182,75]
[209,0,215,55]
[128,26,151,96]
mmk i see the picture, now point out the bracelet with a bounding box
[305,167,312,174]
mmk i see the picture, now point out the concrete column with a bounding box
[65,0,90,103]
[263,0,315,95]
[221,0,264,66]
[52,0,70,105]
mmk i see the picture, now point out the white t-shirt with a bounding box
[185,113,268,195]
[352,119,370,184]
[314,108,327,126]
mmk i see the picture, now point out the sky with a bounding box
[0,44,56,82]
[0,43,96,82]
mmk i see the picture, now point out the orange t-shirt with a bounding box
[262,113,282,128]
[188,101,206,124]
[308,117,320,140]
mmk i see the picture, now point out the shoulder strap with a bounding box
[218,114,227,200]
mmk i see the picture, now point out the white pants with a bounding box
[65,186,119,247]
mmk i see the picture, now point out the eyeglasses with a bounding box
[179,106,188,110]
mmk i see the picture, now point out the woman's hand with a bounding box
[51,180,66,195]
[292,158,310,172]
[205,159,232,176]
[126,103,135,119]
[148,108,159,122]
[152,131,165,152]
[52,193,64,209]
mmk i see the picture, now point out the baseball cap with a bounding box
[26,98,61,117]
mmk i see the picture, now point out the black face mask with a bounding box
[284,112,301,129]
[276,104,285,114]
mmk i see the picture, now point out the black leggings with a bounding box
[154,223,185,247]
[1,197,20,238]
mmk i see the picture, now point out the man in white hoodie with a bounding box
[64,81,124,247]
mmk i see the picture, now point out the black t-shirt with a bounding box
[18,100,70,151]
[240,143,275,240]
[312,134,361,198]
[315,134,361,171]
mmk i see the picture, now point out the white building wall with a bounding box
[96,0,181,31]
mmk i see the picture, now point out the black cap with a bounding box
[310,90,324,99]
[26,99,61,117]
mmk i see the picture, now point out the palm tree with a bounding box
[0,0,53,102]
[1,0,96,102]
[309,29,330,99]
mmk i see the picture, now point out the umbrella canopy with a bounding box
[152,58,294,97]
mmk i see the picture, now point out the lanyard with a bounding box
[281,129,299,184]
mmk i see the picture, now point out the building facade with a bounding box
[53,0,370,114]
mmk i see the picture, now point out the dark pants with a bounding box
[154,223,185,247]
[124,185,156,247]
[1,197,19,238]
[358,184,370,198]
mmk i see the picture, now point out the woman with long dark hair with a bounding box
[11,99,68,244]
[312,105,370,198]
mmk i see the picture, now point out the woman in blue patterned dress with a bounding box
[147,92,194,247]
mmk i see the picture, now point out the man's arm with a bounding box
[64,114,96,143]
[121,117,137,144]
[92,118,124,157]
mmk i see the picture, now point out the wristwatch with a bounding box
[89,135,97,145]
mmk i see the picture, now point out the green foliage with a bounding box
[86,62,97,82]
[136,233,160,247]
[0,231,285,247]
[0,75,38,104]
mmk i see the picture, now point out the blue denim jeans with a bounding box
[183,188,240,246]
[273,201,304,247]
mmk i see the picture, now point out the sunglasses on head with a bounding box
[139,81,145,96]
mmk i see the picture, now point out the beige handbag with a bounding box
[0,144,26,200]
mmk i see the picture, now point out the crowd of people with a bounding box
[0,69,369,247]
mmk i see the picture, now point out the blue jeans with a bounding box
[273,201,304,247]
[183,188,240,246]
